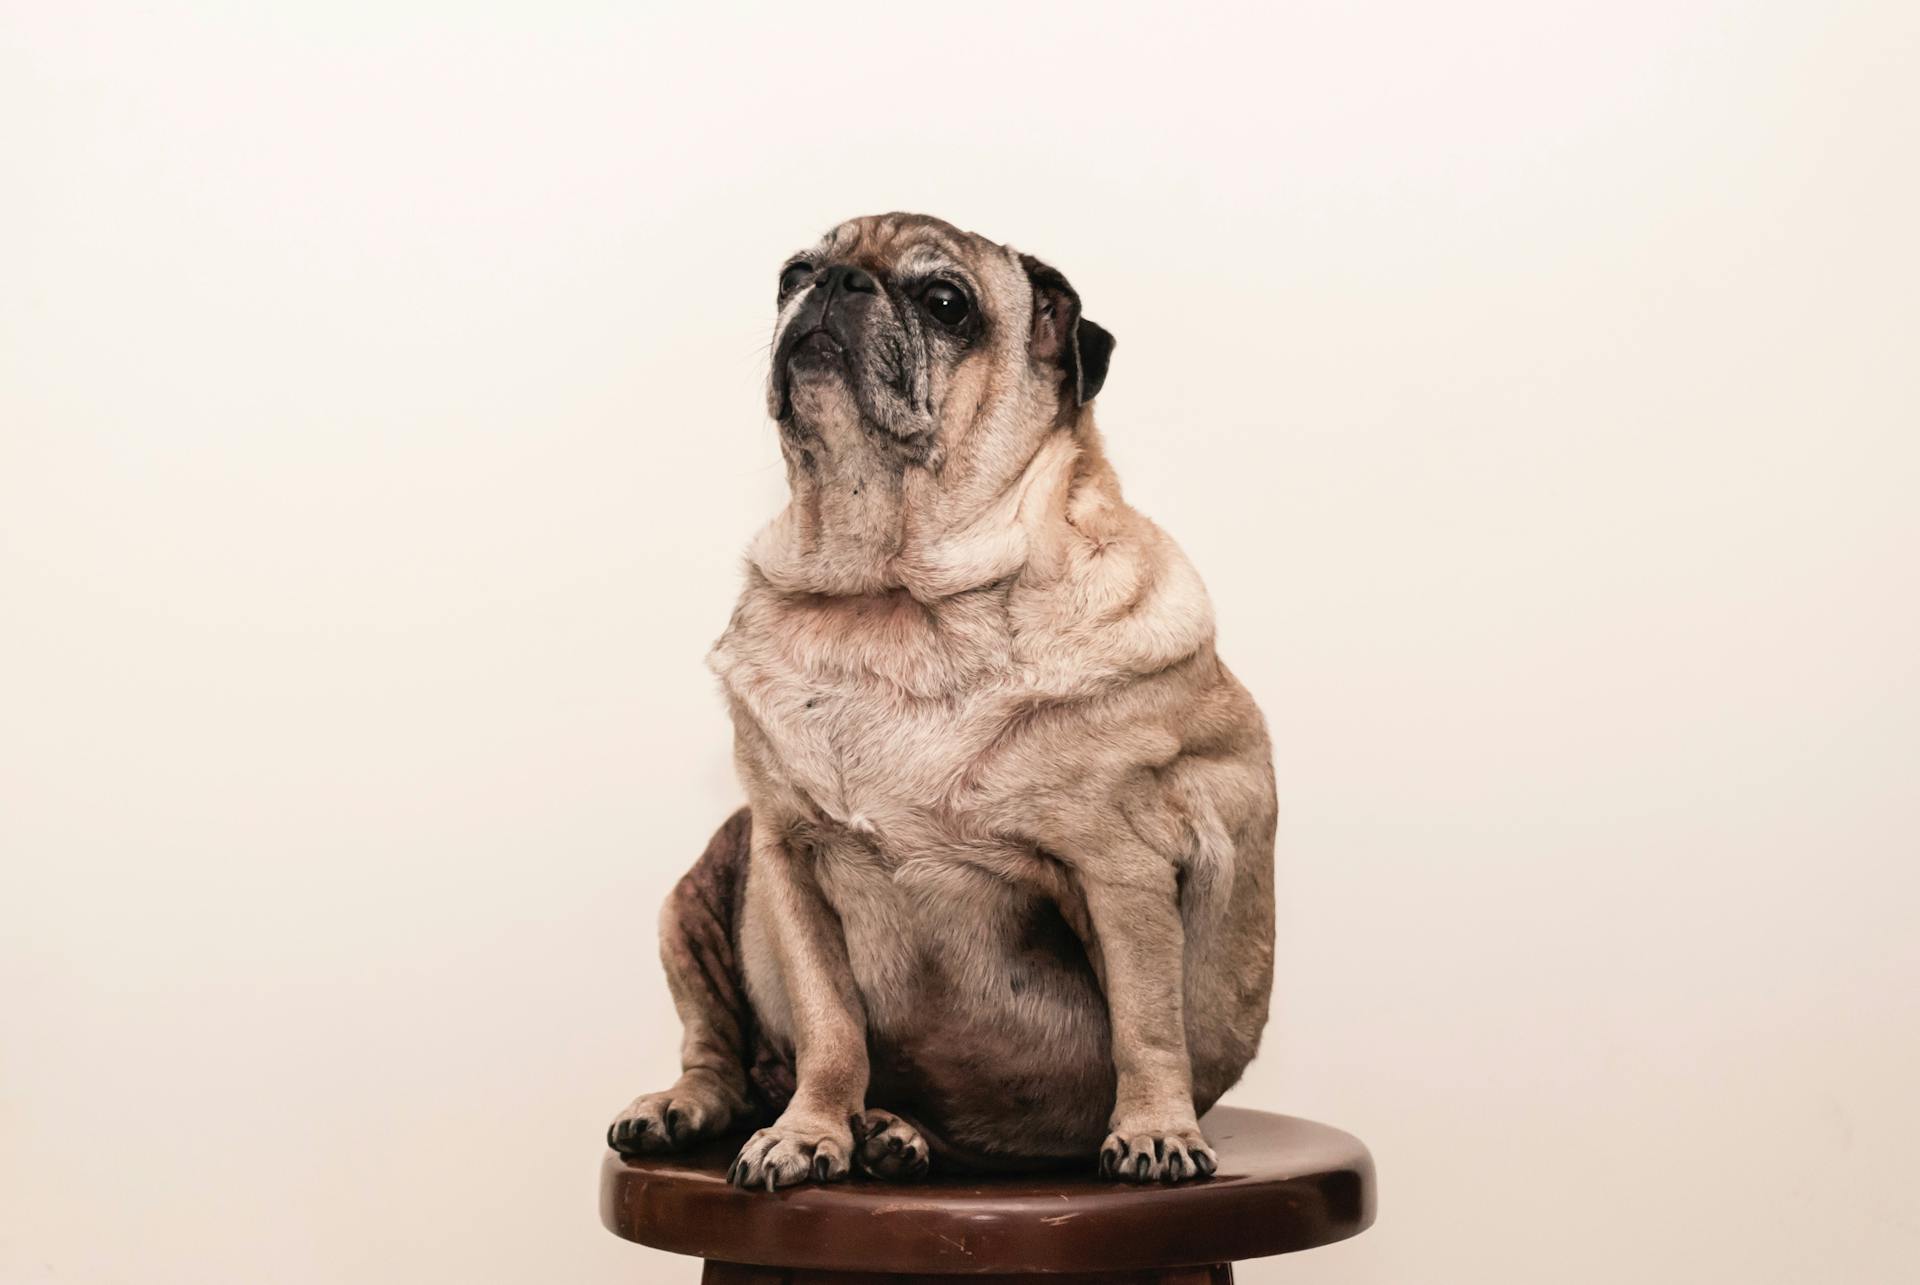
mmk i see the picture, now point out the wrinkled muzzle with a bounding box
[769,266,878,423]
[768,267,933,449]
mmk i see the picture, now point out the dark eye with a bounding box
[923,281,971,327]
[778,262,813,298]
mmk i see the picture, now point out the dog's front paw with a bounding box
[853,1108,931,1181]
[727,1113,853,1191]
[607,1074,743,1156]
[1098,1121,1218,1183]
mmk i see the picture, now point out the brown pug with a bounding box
[608,213,1275,1188]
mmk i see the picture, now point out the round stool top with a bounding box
[600,1107,1375,1276]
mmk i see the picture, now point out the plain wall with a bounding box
[3,3,1916,1282]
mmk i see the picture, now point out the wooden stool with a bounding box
[601,1106,1375,1282]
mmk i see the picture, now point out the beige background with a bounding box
[3,3,1916,1282]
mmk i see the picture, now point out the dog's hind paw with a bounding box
[607,1073,744,1156]
[853,1108,931,1181]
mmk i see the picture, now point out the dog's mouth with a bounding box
[774,326,847,420]
[790,329,843,360]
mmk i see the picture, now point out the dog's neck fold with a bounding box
[746,421,1116,602]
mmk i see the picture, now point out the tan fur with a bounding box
[610,214,1275,1189]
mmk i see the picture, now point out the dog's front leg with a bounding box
[727,814,867,1191]
[1074,844,1220,1183]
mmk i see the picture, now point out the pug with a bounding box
[607,214,1275,1189]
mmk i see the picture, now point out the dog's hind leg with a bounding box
[608,809,779,1155]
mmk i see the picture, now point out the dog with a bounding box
[608,214,1275,1189]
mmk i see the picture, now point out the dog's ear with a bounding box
[1020,254,1115,407]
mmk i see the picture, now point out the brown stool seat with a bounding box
[600,1106,1375,1282]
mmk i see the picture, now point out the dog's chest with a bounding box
[710,588,1030,839]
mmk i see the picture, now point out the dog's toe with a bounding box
[1098,1124,1216,1183]
[607,1081,736,1156]
[853,1108,932,1181]
[729,1118,853,1192]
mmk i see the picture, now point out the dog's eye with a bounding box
[923,282,970,328]
[778,262,813,298]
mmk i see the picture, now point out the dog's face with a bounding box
[767,213,1114,475]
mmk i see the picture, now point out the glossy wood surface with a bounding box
[701,1264,1234,1284]
[602,1107,1374,1278]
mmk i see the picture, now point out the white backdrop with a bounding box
[3,4,1916,1283]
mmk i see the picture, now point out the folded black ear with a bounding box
[1020,254,1115,407]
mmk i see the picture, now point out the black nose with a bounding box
[832,266,876,294]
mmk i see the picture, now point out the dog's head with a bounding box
[767,213,1114,475]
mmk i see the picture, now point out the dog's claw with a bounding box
[729,1119,852,1191]
[609,1081,741,1157]
[854,1108,932,1182]
[1099,1125,1216,1184]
